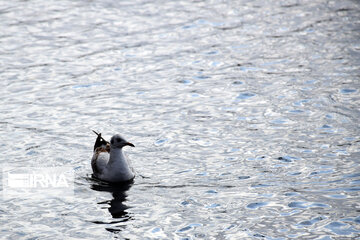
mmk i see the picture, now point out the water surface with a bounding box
[1,0,360,239]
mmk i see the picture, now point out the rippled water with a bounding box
[1,0,360,239]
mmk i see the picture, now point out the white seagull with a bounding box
[91,130,135,183]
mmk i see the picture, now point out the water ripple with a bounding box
[0,0,359,239]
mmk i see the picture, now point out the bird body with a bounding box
[91,132,135,183]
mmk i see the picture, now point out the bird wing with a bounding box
[93,132,109,151]
[92,148,110,175]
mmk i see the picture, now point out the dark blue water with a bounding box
[1,0,359,238]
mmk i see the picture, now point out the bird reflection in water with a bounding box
[91,178,133,229]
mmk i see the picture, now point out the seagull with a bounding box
[91,130,135,183]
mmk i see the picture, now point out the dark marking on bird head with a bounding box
[110,134,135,148]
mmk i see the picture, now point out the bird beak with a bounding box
[125,142,135,147]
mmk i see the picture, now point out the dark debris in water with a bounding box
[25,145,41,151]
[253,233,266,238]
[238,176,250,180]
[277,155,301,162]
